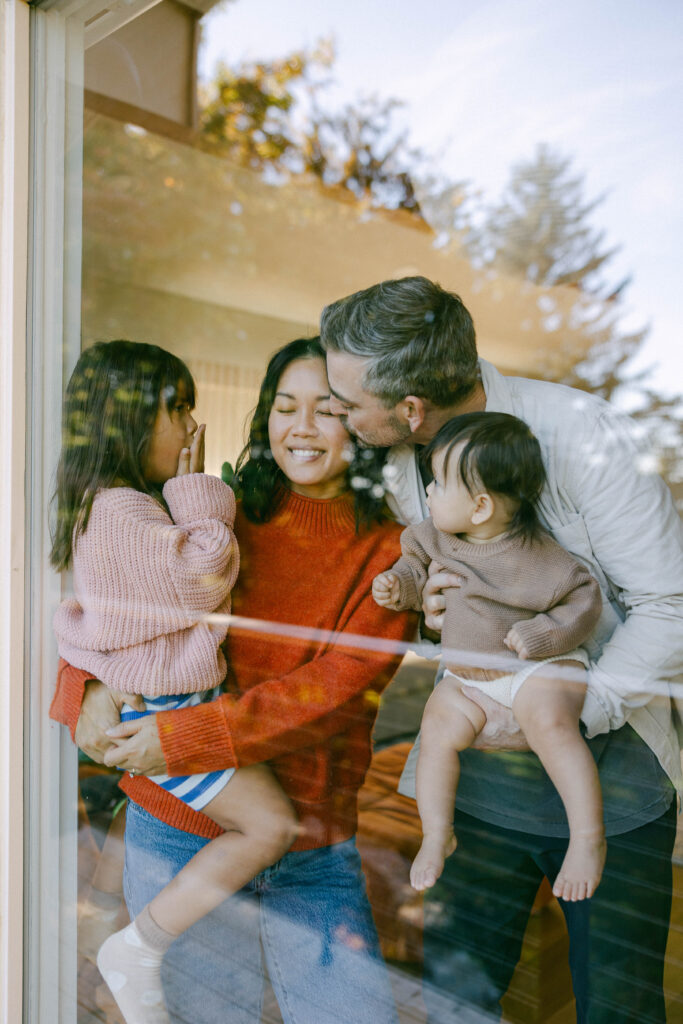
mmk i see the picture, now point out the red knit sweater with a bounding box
[51,490,416,851]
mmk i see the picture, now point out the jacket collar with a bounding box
[479,358,516,415]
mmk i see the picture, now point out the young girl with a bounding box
[52,340,298,1024]
[372,411,606,903]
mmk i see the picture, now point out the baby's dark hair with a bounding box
[423,411,547,542]
[50,339,196,571]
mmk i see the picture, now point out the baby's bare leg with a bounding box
[512,662,606,902]
[411,677,487,891]
[98,765,297,1024]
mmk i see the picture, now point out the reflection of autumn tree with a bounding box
[474,144,682,502]
[199,42,431,214]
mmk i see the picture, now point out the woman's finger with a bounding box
[106,719,145,740]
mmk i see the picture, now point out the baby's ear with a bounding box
[470,492,494,525]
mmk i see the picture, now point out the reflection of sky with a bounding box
[200,0,683,397]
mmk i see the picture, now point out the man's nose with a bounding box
[329,395,345,417]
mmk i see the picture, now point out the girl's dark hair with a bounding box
[234,337,387,529]
[423,411,547,542]
[50,340,196,571]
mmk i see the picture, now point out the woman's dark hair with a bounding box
[234,337,387,529]
[50,340,196,571]
[423,411,547,542]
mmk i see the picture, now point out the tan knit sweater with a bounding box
[390,518,602,665]
[53,474,239,696]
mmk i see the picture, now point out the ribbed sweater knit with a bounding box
[53,474,239,696]
[391,518,603,667]
[50,490,416,850]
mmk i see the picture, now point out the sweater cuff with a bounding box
[393,565,421,612]
[49,660,92,742]
[510,617,560,659]
[157,696,238,775]
[162,475,235,527]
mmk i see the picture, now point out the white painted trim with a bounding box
[21,0,160,1019]
[24,10,84,1020]
[0,2,29,1021]
[33,0,164,48]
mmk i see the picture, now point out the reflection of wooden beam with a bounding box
[83,115,600,379]
[84,89,196,145]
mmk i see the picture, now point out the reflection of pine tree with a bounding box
[479,144,618,290]
[475,144,682,505]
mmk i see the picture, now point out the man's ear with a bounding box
[471,492,494,525]
[397,395,426,434]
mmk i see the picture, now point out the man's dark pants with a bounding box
[422,801,676,1023]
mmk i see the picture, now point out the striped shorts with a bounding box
[120,686,235,811]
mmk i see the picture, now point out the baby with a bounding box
[373,411,606,902]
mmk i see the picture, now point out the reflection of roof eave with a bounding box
[83,115,597,377]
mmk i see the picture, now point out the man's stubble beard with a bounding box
[344,411,413,449]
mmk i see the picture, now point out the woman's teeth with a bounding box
[290,448,323,459]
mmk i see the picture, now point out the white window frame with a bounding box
[0,1,161,1020]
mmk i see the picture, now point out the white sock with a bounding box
[97,910,175,1024]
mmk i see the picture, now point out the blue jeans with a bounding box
[123,801,399,1024]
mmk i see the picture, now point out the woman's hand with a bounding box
[176,423,206,476]
[103,716,167,775]
[422,562,463,634]
[462,687,531,751]
[74,680,145,763]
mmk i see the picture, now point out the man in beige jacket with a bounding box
[321,275,683,1024]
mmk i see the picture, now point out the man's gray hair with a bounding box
[320,276,479,408]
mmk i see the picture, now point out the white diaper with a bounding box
[443,648,590,708]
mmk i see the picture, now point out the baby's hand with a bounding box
[504,626,530,659]
[373,572,400,608]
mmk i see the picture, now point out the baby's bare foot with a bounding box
[410,832,458,891]
[553,831,606,902]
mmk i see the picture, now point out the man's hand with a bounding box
[372,571,400,608]
[462,687,531,751]
[103,717,166,776]
[74,680,145,763]
[422,562,463,634]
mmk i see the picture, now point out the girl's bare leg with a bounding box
[98,764,297,1024]
[146,764,298,933]
[512,662,606,902]
[411,677,486,891]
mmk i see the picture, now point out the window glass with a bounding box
[47,3,683,1022]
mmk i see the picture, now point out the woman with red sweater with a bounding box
[51,338,415,1024]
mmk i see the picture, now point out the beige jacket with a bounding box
[387,359,683,791]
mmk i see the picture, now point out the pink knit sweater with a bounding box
[53,474,239,696]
